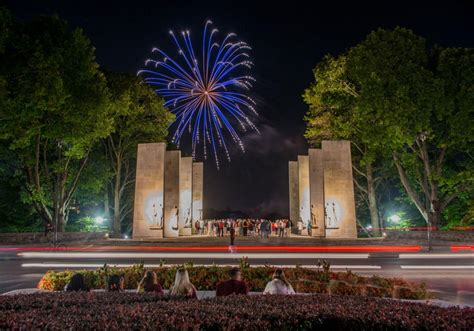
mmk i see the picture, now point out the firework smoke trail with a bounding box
[138,20,259,168]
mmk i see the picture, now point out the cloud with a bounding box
[236,123,306,156]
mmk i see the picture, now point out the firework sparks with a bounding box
[138,20,259,168]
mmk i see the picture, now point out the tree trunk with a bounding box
[428,198,441,230]
[104,191,111,223]
[112,159,122,237]
[56,207,66,232]
[393,152,429,221]
[366,163,381,236]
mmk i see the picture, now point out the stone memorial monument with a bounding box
[133,144,204,239]
[289,140,357,239]
[132,143,165,239]
[288,161,299,234]
[179,157,193,236]
[192,162,204,234]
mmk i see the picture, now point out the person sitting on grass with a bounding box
[169,268,197,299]
[263,269,295,295]
[108,274,125,292]
[137,271,164,294]
[65,273,88,292]
[216,267,249,297]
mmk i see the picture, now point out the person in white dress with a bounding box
[263,269,295,295]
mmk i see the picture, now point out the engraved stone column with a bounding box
[192,162,204,235]
[322,140,357,238]
[309,148,325,237]
[288,161,299,234]
[179,156,193,236]
[163,150,180,238]
[298,155,311,236]
[132,143,165,239]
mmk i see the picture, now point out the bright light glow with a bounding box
[389,214,401,223]
[367,225,373,230]
[95,216,104,224]
[123,235,129,239]
[139,21,258,168]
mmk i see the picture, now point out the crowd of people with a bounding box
[194,219,292,238]
[64,267,295,297]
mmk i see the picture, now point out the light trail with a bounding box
[399,253,474,259]
[2,245,422,252]
[400,265,474,270]
[18,252,370,259]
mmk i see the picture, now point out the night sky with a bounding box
[6,1,474,217]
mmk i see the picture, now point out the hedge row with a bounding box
[1,292,472,330]
[38,264,430,300]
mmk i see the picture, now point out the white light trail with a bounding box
[18,252,370,259]
[399,253,474,259]
[400,265,474,270]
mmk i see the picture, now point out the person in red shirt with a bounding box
[218,220,225,237]
[216,267,249,297]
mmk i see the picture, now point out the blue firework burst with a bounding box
[138,20,259,168]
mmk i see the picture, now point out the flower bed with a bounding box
[37,264,430,300]
[0,292,472,330]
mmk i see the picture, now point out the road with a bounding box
[1,244,473,305]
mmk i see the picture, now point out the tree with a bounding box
[303,55,385,235]
[104,72,174,237]
[304,27,474,230]
[0,13,112,231]
[346,28,474,228]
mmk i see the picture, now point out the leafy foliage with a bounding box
[303,27,474,228]
[0,11,112,230]
[103,72,174,236]
[0,292,472,330]
[38,264,430,300]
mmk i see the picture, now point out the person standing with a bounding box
[297,220,303,235]
[262,219,270,239]
[229,223,236,247]
[278,220,285,238]
[242,220,248,236]
[308,221,313,236]
[199,219,205,235]
[218,220,224,237]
